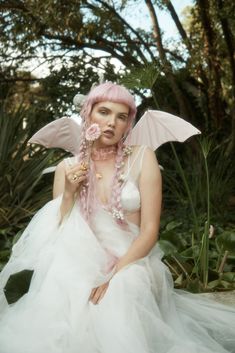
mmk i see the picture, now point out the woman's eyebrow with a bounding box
[98,106,128,116]
[98,106,110,110]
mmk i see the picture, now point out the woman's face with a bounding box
[89,101,130,148]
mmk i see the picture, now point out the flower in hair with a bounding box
[73,93,86,111]
[85,123,101,141]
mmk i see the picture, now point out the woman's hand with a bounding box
[89,281,110,305]
[64,162,88,196]
[53,161,88,223]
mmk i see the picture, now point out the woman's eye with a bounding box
[99,110,108,115]
[119,115,128,121]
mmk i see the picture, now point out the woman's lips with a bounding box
[103,130,114,138]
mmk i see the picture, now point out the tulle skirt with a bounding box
[0,197,234,353]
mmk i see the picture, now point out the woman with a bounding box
[0,82,234,353]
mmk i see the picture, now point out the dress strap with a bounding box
[139,145,148,170]
[125,145,147,180]
[64,156,78,167]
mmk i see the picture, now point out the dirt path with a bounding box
[199,291,235,307]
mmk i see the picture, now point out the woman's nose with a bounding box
[108,115,116,127]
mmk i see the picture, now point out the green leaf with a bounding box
[207,279,220,289]
[216,231,235,254]
[220,280,233,289]
[158,240,178,256]
[186,278,202,293]
[166,221,183,231]
[174,274,183,285]
[180,245,200,258]
[220,272,235,283]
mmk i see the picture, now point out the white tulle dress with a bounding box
[0,146,235,353]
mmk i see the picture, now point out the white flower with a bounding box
[73,93,86,111]
[209,225,215,239]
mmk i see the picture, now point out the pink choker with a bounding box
[91,146,117,161]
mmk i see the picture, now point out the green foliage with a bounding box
[158,138,235,292]
[161,140,234,221]
[120,63,161,91]
[216,231,235,255]
[0,103,63,269]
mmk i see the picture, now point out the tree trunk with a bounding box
[164,0,209,90]
[217,0,235,90]
[217,0,235,154]
[197,0,224,128]
[145,0,190,118]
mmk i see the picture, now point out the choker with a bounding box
[91,146,117,161]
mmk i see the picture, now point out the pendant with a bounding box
[96,173,102,180]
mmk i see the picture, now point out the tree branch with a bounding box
[42,32,139,67]
[164,0,191,50]
[0,77,42,83]
[92,0,155,62]
[1,1,141,68]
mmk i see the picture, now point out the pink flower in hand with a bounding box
[85,123,101,141]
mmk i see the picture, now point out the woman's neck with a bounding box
[91,145,117,161]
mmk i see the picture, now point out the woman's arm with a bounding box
[114,147,162,273]
[53,161,66,199]
[53,160,88,223]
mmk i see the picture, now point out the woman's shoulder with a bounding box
[55,155,78,171]
[129,144,154,150]
[124,145,157,178]
[54,156,71,180]
[131,145,160,172]
[127,145,155,159]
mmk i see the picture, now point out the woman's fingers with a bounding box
[66,163,88,185]
[69,162,88,175]
[89,283,109,305]
[68,171,87,183]
[63,162,89,194]
[89,287,97,301]
[97,285,108,304]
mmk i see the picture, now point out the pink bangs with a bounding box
[80,82,137,125]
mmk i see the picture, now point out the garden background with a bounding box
[0,0,234,292]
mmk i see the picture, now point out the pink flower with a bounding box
[85,123,101,141]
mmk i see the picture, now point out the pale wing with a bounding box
[28,117,81,155]
[126,110,201,150]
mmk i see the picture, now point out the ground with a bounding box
[200,291,235,307]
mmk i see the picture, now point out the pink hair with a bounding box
[80,82,136,129]
[78,82,137,225]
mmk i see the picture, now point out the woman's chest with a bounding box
[94,160,116,205]
[93,155,141,212]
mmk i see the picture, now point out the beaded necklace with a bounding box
[91,145,117,161]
